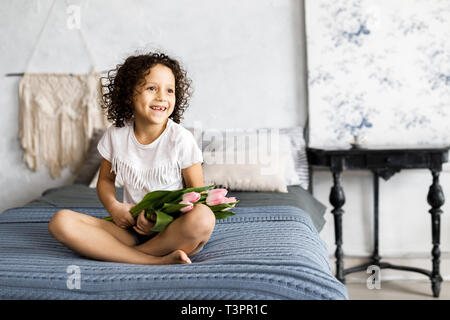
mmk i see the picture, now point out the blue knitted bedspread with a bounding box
[0,206,348,300]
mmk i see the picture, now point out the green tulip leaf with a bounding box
[208,201,239,212]
[214,211,236,220]
[161,202,190,214]
[150,210,175,232]
[130,190,172,215]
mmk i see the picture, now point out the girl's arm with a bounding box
[96,158,117,211]
[182,163,204,188]
[97,158,135,228]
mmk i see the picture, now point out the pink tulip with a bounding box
[224,196,236,203]
[182,191,201,203]
[206,189,228,206]
[208,188,228,197]
[206,194,225,206]
[179,200,194,213]
[222,197,237,211]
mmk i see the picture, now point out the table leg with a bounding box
[372,171,381,265]
[427,170,444,298]
[330,170,346,283]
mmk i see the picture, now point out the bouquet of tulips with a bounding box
[103,185,238,232]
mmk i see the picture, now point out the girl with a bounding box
[48,52,215,265]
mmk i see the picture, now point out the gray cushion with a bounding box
[73,129,105,185]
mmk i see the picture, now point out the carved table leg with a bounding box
[330,170,346,283]
[372,171,381,265]
[427,170,444,298]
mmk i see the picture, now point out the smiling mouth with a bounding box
[150,106,167,111]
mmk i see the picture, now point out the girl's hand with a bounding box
[109,202,136,229]
[133,211,157,236]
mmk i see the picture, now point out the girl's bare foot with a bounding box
[160,249,192,265]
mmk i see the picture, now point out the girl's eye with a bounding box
[167,89,174,94]
[147,86,156,91]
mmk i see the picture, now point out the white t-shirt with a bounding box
[97,118,203,204]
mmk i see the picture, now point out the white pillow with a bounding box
[202,151,289,192]
[88,167,124,188]
[199,127,309,190]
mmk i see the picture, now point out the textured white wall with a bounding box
[0,0,307,212]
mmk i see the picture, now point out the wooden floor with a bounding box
[345,280,450,300]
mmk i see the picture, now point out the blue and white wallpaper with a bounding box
[305,0,450,148]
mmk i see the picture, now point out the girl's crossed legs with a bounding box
[48,204,215,265]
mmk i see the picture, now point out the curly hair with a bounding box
[101,52,192,127]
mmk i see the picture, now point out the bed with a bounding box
[0,124,348,300]
[0,183,348,300]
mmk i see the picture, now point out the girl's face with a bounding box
[132,64,176,125]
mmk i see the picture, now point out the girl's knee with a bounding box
[48,209,77,238]
[183,204,215,237]
[49,209,71,226]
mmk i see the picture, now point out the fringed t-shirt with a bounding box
[97,118,203,204]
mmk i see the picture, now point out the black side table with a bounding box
[307,145,449,297]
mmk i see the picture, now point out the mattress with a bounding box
[0,185,348,300]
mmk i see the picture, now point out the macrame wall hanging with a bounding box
[17,0,108,178]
